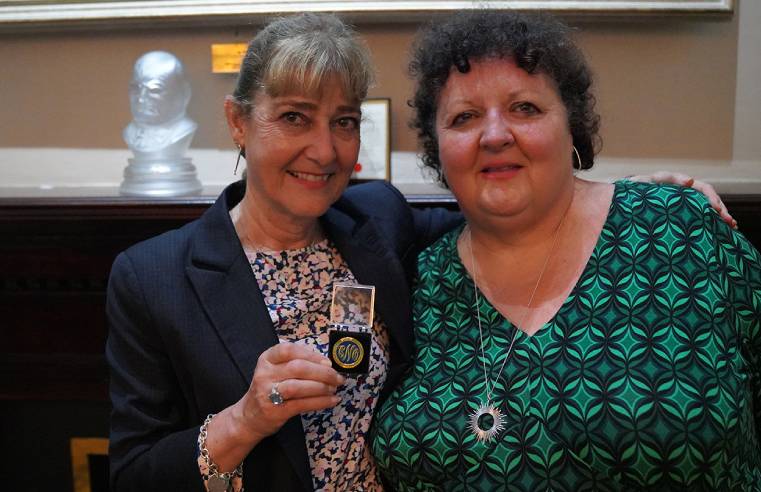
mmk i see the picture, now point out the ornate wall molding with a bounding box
[0,0,734,30]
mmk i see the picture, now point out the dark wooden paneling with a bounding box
[723,195,761,252]
[1,193,759,402]
[0,196,211,402]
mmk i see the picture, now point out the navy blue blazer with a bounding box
[106,180,460,491]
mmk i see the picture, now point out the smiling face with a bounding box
[435,57,575,227]
[227,79,361,225]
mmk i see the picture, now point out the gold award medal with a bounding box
[332,336,364,369]
[329,331,371,374]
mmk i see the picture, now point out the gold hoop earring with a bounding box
[572,145,582,169]
[234,144,245,176]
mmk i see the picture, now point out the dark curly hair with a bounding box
[409,10,601,186]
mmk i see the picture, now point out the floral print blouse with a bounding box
[244,239,389,491]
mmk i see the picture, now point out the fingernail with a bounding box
[329,386,337,393]
[320,359,332,367]
[337,375,346,385]
[332,396,341,404]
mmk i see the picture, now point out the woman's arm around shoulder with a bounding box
[625,172,736,228]
[340,181,462,254]
[379,181,463,252]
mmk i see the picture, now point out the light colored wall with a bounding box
[579,17,736,161]
[732,0,761,163]
[1,1,759,193]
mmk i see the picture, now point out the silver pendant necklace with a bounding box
[465,206,569,443]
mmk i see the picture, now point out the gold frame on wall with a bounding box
[70,437,109,492]
[0,1,734,30]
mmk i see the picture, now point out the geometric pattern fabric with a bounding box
[371,181,761,491]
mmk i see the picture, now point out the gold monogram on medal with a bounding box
[329,330,371,374]
[332,336,364,369]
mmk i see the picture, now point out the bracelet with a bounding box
[198,414,244,492]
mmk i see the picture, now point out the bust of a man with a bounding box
[124,51,197,160]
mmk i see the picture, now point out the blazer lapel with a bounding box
[186,253,275,388]
[185,183,313,491]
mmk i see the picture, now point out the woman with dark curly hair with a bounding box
[371,10,761,490]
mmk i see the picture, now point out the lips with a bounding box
[287,170,332,182]
[481,164,522,173]
[477,163,524,181]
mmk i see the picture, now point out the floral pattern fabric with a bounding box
[246,239,388,491]
[370,182,761,491]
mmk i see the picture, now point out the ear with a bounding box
[224,96,247,146]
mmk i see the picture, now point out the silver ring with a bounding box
[268,383,284,406]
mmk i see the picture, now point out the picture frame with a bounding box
[355,98,391,182]
[0,1,733,30]
[70,437,109,492]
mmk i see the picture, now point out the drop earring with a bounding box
[234,144,245,176]
[572,145,582,169]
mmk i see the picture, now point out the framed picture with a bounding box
[0,1,734,29]
[355,98,391,181]
[70,437,109,492]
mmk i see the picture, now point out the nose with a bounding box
[305,123,338,166]
[479,111,514,151]
[137,86,150,104]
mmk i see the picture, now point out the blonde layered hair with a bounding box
[232,13,374,112]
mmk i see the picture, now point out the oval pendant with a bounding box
[469,402,505,443]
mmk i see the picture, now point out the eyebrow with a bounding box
[283,101,317,111]
[438,88,545,112]
[445,88,532,104]
[277,99,360,114]
[338,104,361,113]
[441,97,474,108]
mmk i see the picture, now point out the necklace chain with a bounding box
[466,206,570,405]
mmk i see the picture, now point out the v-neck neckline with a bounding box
[452,181,621,341]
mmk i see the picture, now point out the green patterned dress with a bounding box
[371,181,761,491]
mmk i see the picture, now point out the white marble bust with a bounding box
[123,51,197,160]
